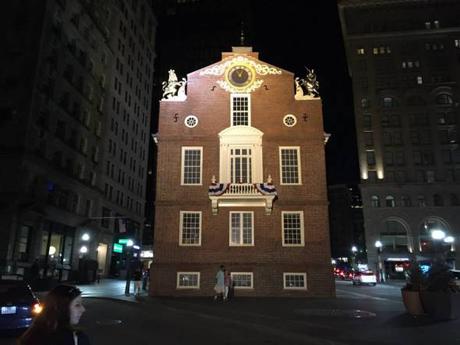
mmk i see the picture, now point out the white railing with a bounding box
[226,183,259,195]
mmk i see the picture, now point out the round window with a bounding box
[283,114,297,127]
[184,115,198,128]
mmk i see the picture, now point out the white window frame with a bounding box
[283,273,307,290]
[230,147,253,183]
[229,211,254,246]
[279,147,302,185]
[181,147,203,185]
[176,272,200,289]
[179,211,202,246]
[230,272,254,289]
[281,211,305,247]
[230,93,251,126]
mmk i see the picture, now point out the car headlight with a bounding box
[32,303,43,315]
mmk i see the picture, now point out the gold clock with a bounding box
[226,65,255,88]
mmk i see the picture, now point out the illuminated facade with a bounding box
[338,0,460,276]
[151,48,333,297]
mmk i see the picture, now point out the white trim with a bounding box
[181,147,203,185]
[281,211,305,247]
[283,272,307,290]
[283,114,297,127]
[176,272,200,289]
[230,272,254,289]
[230,93,251,126]
[229,211,254,246]
[279,147,302,185]
[179,211,202,246]
[218,127,264,183]
[184,115,198,128]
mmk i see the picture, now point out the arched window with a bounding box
[433,194,444,206]
[417,195,426,207]
[380,220,408,252]
[436,94,453,105]
[385,195,395,207]
[371,195,380,207]
[401,195,411,207]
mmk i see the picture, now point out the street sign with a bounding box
[113,243,123,253]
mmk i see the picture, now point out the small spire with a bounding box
[240,21,245,46]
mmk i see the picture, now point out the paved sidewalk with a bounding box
[36,278,148,302]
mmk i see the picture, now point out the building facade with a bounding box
[338,0,460,277]
[0,0,156,281]
[151,47,333,297]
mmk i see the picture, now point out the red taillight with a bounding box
[32,303,43,315]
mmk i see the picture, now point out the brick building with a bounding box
[150,47,334,297]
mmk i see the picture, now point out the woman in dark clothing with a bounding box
[18,285,90,345]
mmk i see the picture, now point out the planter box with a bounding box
[420,291,460,320]
[401,289,425,316]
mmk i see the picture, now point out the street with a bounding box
[1,280,459,345]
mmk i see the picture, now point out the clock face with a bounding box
[228,65,254,88]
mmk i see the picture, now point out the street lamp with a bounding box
[375,240,384,283]
[351,246,358,269]
[81,233,90,241]
[431,229,446,241]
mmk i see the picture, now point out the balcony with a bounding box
[208,182,277,215]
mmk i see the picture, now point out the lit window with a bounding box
[229,212,253,246]
[283,273,307,290]
[179,211,201,246]
[361,98,369,108]
[455,39,460,48]
[383,97,393,107]
[373,47,379,55]
[282,211,304,246]
[434,20,440,29]
[176,272,200,289]
[417,76,423,85]
[279,147,301,184]
[181,147,202,185]
[231,94,250,126]
[425,22,431,29]
[230,147,252,183]
[357,48,365,55]
[402,62,406,69]
[231,272,253,289]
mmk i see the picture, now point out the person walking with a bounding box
[213,265,225,301]
[18,285,90,345]
[224,270,232,301]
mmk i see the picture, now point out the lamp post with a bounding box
[124,239,134,296]
[375,240,384,283]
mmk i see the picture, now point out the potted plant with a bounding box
[401,256,425,316]
[420,254,460,320]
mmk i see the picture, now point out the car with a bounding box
[352,270,377,286]
[451,269,460,287]
[0,275,42,330]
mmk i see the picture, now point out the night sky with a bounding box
[248,1,358,185]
